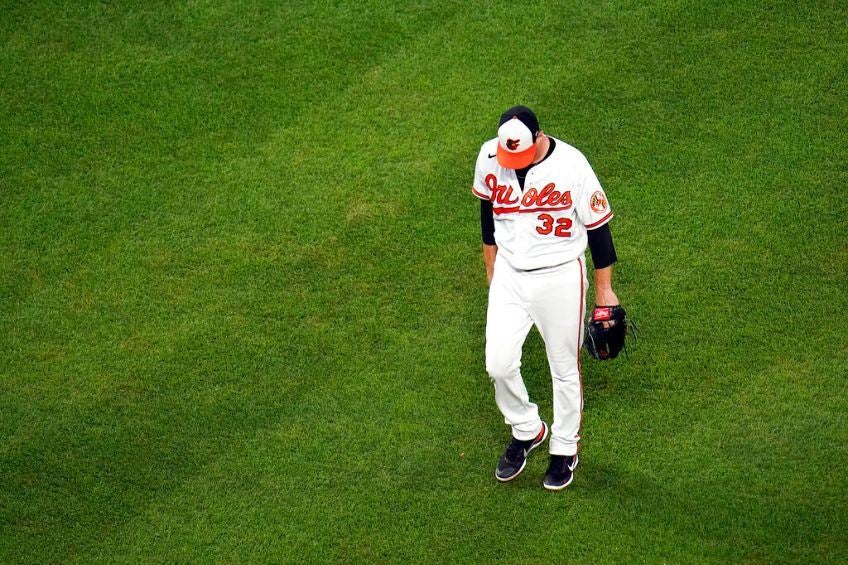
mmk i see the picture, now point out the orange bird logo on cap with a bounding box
[506,138,520,151]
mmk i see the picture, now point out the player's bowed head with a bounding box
[495,105,550,170]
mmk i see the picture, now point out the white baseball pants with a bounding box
[485,255,587,456]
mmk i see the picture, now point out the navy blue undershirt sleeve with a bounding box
[480,199,496,245]
[587,223,617,269]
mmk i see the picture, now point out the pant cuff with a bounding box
[549,438,578,456]
[512,421,544,442]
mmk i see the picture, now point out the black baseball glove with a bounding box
[584,305,627,360]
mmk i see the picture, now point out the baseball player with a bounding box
[473,105,622,490]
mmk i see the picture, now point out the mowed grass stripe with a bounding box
[0,1,471,561]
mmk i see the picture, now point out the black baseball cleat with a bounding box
[543,454,579,491]
[495,422,549,482]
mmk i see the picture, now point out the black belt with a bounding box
[519,260,570,273]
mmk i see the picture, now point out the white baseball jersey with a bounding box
[472,136,613,271]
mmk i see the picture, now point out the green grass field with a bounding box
[2,0,846,561]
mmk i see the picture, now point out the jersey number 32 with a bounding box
[536,213,572,237]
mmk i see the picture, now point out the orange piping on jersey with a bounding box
[471,187,490,200]
[517,206,573,214]
[585,211,614,229]
[492,205,575,215]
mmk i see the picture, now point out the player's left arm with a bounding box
[575,154,620,307]
[593,265,619,307]
[587,223,619,306]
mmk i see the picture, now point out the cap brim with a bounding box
[497,145,535,169]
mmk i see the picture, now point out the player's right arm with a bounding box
[473,142,497,285]
[481,198,497,285]
[483,243,497,285]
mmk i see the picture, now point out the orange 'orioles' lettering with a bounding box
[485,174,519,205]
[522,183,572,209]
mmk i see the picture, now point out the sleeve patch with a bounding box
[590,191,609,214]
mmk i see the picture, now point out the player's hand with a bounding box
[594,288,619,328]
[594,287,619,308]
